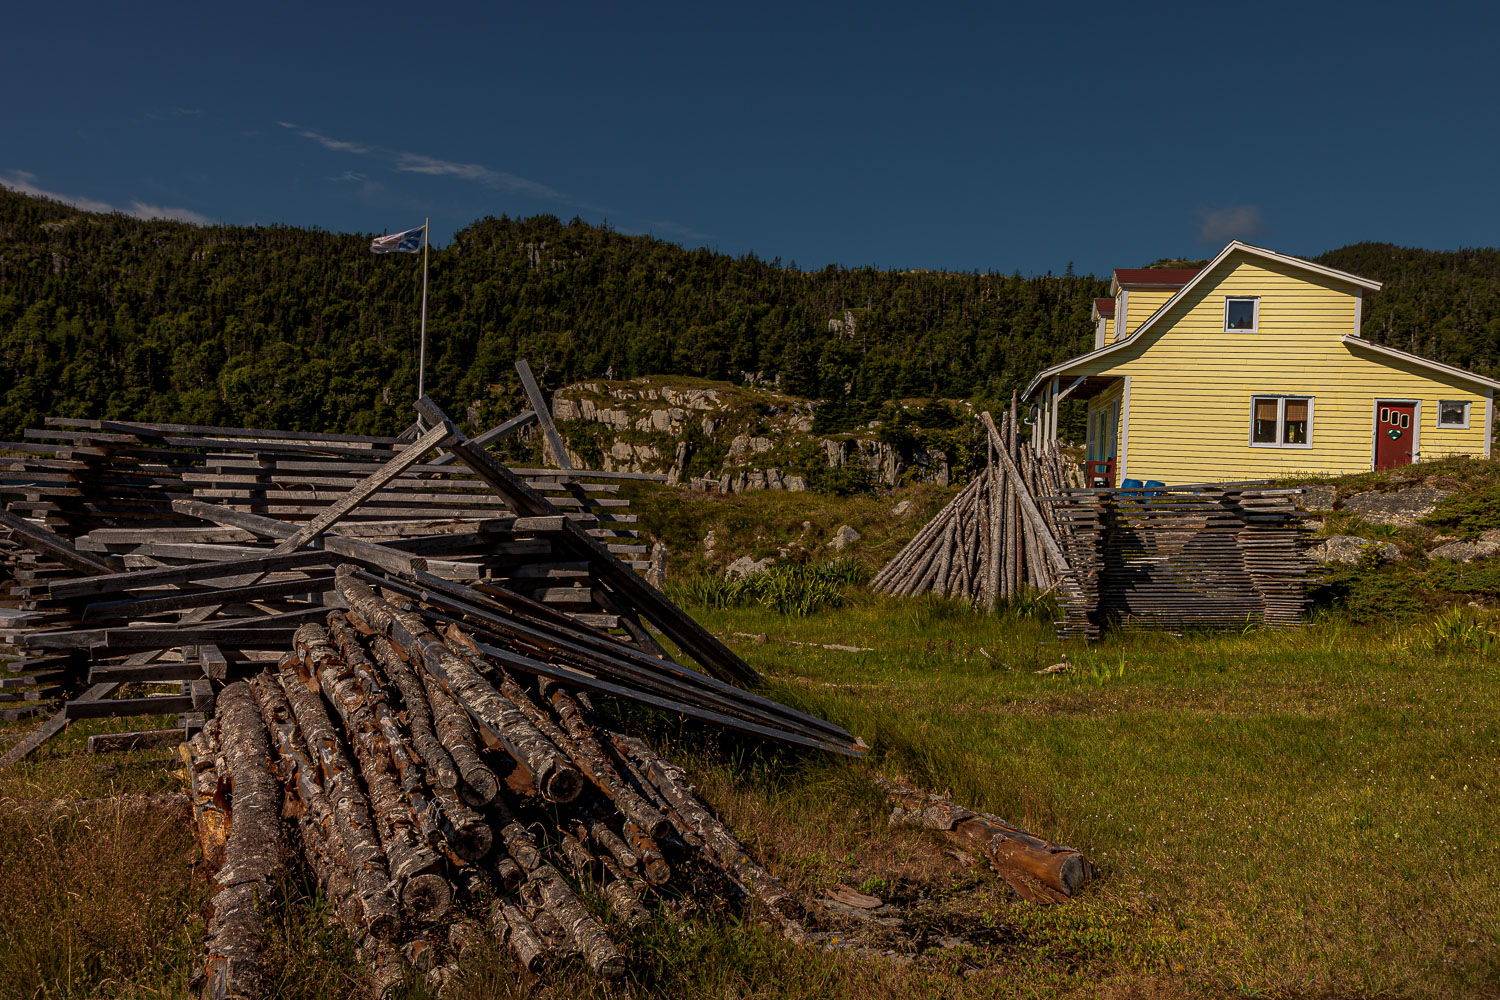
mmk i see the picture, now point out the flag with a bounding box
[370,224,426,254]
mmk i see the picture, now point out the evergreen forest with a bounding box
[2,186,1497,439]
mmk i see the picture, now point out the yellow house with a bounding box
[1026,241,1498,485]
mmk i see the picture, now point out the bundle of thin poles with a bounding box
[871,410,1080,610]
[189,566,816,997]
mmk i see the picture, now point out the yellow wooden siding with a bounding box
[1066,251,1492,483]
[1120,288,1175,336]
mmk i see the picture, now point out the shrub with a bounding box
[808,464,876,497]
[1423,484,1500,534]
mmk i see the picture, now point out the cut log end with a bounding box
[401,872,453,924]
[539,764,586,804]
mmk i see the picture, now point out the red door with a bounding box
[1375,402,1415,470]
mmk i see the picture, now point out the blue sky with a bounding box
[4,2,1495,275]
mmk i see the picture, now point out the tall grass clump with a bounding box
[1397,606,1500,655]
[668,560,864,617]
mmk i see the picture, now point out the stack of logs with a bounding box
[871,410,1085,617]
[190,568,816,996]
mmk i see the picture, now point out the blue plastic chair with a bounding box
[1144,479,1165,498]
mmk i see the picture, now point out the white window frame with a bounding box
[1248,393,1315,449]
[1224,296,1260,334]
[1436,399,1471,429]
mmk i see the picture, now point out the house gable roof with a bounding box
[1092,297,1115,318]
[1340,335,1500,391]
[1111,267,1199,292]
[1025,241,1385,397]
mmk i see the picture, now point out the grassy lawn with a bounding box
[2,601,1494,998]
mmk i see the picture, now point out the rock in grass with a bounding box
[724,555,772,580]
[1312,535,1401,565]
[830,525,861,551]
[1426,531,1500,563]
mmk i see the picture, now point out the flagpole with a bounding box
[418,218,429,401]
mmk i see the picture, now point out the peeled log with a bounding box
[249,667,399,939]
[294,623,451,924]
[494,900,547,973]
[272,656,398,937]
[335,569,582,803]
[526,864,626,979]
[878,779,1091,902]
[201,681,287,1000]
[327,615,492,861]
[184,721,229,869]
[612,733,801,927]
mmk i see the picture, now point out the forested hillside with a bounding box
[2,186,1497,438]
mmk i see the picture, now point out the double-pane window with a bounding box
[1251,395,1313,447]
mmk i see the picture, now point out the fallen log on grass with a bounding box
[878,778,1092,903]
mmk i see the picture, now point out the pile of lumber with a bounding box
[871,409,1086,616]
[188,569,834,995]
[1049,484,1312,636]
[0,361,672,739]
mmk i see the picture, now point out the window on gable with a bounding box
[1438,400,1470,428]
[1225,297,1259,333]
[1251,395,1313,447]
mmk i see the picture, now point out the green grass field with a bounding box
[3,464,1499,999]
[2,596,1495,998]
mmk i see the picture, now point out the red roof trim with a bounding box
[1113,267,1201,286]
[1093,297,1115,316]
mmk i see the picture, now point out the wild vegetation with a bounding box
[4,187,1499,443]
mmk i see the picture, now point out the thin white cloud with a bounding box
[275,121,373,155]
[2,171,211,225]
[1198,204,1264,243]
[127,201,213,225]
[279,120,565,200]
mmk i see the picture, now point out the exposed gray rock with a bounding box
[1427,532,1500,563]
[891,499,913,517]
[829,525,861,551]
[786,475,808,492]
[1297,484,1337,511]
[724,555,773,580]
[1344,488,1453,526]
[702,530,716,554]
[645,541,669,589]
[1312,535,1400,565]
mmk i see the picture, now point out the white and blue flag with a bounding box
[370,224,426,254]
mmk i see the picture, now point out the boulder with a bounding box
[786,475,808,492]
[724,555,773,580]
[702,530,716,554]
[1343,488,1453,526]
[1297,484,1337,511]
[1310,535,1401,566]
[891,499,913,517]
[829,525,861,551]
[1427,532,1500,563]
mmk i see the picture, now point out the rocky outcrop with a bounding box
[551,377,954,492]
[1343,488,1453,526]
[1310,535,1401,566]
[1426,530,1500,563]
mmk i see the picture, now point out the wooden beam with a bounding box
[430,410,537,466]
[413,397,759,688]
[0,682,119,769]
[515,360,573,470]
[0,509,122,575]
